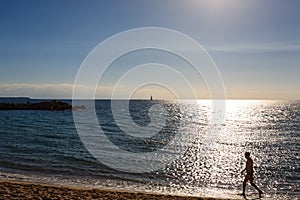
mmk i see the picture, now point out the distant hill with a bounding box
[0,100,72,111]
[0,97,32,103]
[0,97,31,99]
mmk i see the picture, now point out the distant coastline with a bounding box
[0,97,31,99]
[0,99,72,111]
[0,97,37,104]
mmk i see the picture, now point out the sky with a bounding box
[0,0,299,99]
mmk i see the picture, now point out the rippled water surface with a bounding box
[0,100,299,199]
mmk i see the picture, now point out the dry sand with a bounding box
[0,180,238,200]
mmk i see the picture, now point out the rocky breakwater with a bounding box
[0,100,72,111]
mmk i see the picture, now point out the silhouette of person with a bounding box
[241,152,263,197]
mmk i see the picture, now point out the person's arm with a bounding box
[241,161,246,174]
[241,168,246,174]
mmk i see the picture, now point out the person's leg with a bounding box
[242,181,246,196]
[250,179,263,194]
[242,177,248,196]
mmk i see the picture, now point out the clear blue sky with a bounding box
[0,0,299,99]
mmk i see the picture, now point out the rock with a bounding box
[0,100,72,111]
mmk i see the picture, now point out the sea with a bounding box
[0,99,299,199]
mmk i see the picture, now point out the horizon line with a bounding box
[0,97,299,101]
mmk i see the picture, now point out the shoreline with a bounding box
[0,180,238,200]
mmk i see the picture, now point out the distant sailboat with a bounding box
[150,95,153,101]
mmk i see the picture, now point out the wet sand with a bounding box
[0,180,237,200]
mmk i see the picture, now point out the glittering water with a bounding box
[0,100,299,199]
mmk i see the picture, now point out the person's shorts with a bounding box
[245,173,254,181]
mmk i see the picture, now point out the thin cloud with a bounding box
[0,83,73,90]
[0,83,74,98]
[209,42,300,53]
[0,83,120,99]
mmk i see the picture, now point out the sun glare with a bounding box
[187,0,245,19]
[193,0,235,10]
[225,100,260,116]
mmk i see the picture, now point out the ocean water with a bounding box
[0,100,299,199]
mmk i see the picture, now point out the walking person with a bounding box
[241,152,263,197]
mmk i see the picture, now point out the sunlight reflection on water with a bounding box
[155,100,299,199]
[0,100,299,199]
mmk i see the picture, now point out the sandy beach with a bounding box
[0,180,237,200]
